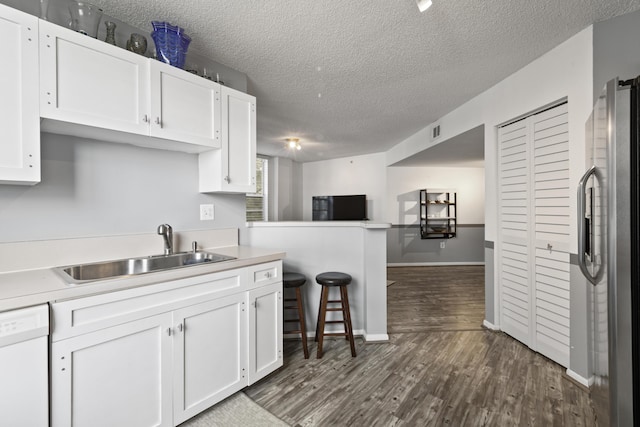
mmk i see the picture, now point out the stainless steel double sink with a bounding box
[56,251,236,284]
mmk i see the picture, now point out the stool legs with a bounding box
[316,284,356,359]
[295,287,309,359]
[315,288,324,343]
[316,286,330,358]
[340,286,357,357]
[284,286,309,359]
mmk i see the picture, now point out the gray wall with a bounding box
[387,225,484,264]
[593,9,640,100]
[267,157,303,221]
[0,133,246,243]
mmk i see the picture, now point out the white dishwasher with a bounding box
[0,304,49,427]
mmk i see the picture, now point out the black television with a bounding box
[312,195,367,221]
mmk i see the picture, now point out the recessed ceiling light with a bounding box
[285,137,301,150]
[416,0,432,12]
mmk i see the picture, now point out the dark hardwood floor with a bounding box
[245,266,597,426]
[387,266,485,333]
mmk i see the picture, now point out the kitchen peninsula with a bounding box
[245,221,391,342]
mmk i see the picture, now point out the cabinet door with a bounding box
[0,5,39,185]
[51,313,173,427]
[39,20,149,135]
[248,282,283,384]
[221,86,256,192]
[172,293,248,424]
[198,86,256,193]
[149,60,221,149]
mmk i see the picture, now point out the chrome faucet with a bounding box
[157,224,173,255]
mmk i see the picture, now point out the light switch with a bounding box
[200,204,214,220]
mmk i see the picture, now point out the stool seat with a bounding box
[315,272,352,287]
[284,273,307,288]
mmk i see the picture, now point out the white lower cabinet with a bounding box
[248,282,283,384]
[50,261,282,427]
[51,313,174,427]
[173,293,248,425]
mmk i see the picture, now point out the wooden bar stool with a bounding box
[283,272,309,359]
[315,272,356,358]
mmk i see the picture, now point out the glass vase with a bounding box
[105,21,116,45]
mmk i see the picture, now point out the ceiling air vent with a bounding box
[431,123,441,141]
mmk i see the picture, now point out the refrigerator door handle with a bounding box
[577,165,602,285]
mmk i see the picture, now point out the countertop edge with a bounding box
[0,246,286,312]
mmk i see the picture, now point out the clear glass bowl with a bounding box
[69,1,103,38]
[151,21,191,69]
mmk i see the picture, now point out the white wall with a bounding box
[385,26,594,380]
[387,26,593,253]
[386,166,485,265]
[386,166,485,225]
[0,133,247,243]
[302,153,387,221]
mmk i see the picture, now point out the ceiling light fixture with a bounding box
[285,137,301,150]
[416,0,432,12]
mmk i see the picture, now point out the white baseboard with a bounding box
[566,369,593,387]
[482,319,500,331]
[363,333,389,342]
[387,262,485,267]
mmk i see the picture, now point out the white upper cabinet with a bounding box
[39,20,220,152]
[39,20,149,136]
[199,86,256,193]
[149,60,221,148]
[0,4,256,189]
[0,5,40,185]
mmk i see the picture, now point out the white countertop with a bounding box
[0,245,285,312]
[247,221,391,229]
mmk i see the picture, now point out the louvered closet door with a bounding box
[498,118,532,346]
[532,104,570,366]
[498,102,570,367]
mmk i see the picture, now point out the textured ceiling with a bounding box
[88,0,640,163]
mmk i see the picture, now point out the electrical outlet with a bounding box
[200,204,214,220]
[440,241,446,249]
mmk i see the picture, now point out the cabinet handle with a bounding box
[265,272,271,278]
[178,323,183,332]
[155,117,162,128]
[224,176,230,183]
[143,114,149,123]
[167,327,172,336]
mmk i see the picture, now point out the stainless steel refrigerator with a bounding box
[578,76,639,426]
